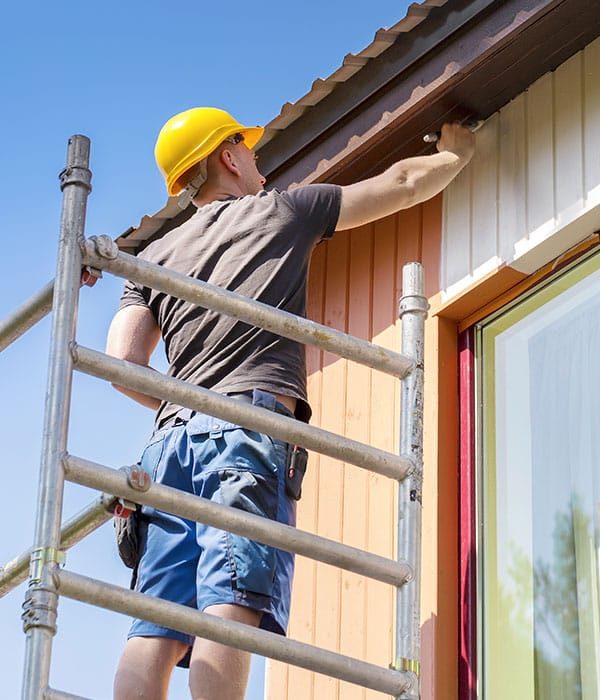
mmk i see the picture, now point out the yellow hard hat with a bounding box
[154,107,264,196]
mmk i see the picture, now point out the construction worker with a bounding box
[106,107,474,700]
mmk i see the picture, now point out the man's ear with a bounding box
[220,148,241,177]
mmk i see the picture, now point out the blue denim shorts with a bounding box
[128,390,296,663]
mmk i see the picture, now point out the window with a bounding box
[477,252,600,699]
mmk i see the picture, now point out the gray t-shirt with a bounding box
[119,184,342,427]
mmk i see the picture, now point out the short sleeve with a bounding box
[118,279,148,312]
[283,184,342,244]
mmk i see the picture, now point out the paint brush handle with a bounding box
[423,118,484,144]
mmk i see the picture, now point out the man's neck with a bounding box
[192,182,244,208]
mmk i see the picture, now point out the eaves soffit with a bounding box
[262,0,600,190]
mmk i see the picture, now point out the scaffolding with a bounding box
[0,135,428,699]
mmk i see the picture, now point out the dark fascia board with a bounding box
[257,0,497,179]
[263,0,600,190]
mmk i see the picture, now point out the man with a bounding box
[106,107,474,700]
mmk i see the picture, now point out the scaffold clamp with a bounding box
[87,234,119,260]
[395,657,420,676]
[28,547,66,586]
[122,464,152,492]
[111,465,152,518]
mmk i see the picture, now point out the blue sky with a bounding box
[0,2,412,697]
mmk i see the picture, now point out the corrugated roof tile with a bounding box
[261,1,450,140]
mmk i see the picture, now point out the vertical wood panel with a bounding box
[421,196,443,299]
[471,115,499,271]
[285,244,329,699]
[271,205,444,699]
[397,206,423,289]
[365,215,399,700]
[313,231,350,700]
[338,225,373,700]
[498,94,527,262]
[525,73,555,235]
[443,163,472,289]
[584,38,600,198]
[443,44,597,295]
[554,52,585,221]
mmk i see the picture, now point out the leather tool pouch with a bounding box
[285,445,308,500]
[114,508,140,570]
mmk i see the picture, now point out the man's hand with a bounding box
[436,122,476,164]
[81,266,100,287]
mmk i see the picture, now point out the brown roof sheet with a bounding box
[259,1,450,148]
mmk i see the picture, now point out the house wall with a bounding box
[266,197,460,700]
[442,38,600,300]
[266,36,600,700]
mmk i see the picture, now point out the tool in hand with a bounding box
[423,118,484,144]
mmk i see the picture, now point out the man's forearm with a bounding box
[111,381,161,410]
[335,122,475,231]
[393,150,468,208]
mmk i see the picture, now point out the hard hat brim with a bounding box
[168,125,265,196]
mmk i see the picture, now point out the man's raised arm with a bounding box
[336,122,475,231]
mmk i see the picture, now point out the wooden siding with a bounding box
[443,37,600,298]
[266,196,453,700]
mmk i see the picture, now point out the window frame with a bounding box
[458,247,600,699]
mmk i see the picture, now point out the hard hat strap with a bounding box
[177,160,208,210]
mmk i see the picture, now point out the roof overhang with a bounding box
[116,0,600,252]
[261,0,600,188]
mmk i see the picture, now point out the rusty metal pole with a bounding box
[21,136,91,700]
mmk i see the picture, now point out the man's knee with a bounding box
[114,636,189,700]
[203,603,262,626]
[188,605,260,700]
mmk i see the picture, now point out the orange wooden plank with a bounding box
[266,660,288,700]
[397,206,423,264]
[365,214,399,700]
[338,224,373,700]
[285,242,328,699]
[421,196,443,299]
[313,230,350,700]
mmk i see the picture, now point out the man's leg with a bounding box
[188,604,261,700]
[114,636,189,700]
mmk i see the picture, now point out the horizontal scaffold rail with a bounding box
[72,344,415,481]
[0,495,114,598]
[44,688,90,700]
[57,569,412,697]
[64,454,412,587]
[82,237,415,379]
[0,280,54,353]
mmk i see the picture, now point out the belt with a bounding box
[226,392,293,417]
[162,391,292,430]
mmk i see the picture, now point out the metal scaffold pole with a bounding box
[396,262,428,699]
[21,135,91,700]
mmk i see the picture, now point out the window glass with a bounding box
[479,253,600,699]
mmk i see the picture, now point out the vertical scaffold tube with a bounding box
[21,136,91,700]
[396,262,428,699]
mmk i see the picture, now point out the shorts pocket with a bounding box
[139,433,167,480]
[219,468,278,597]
